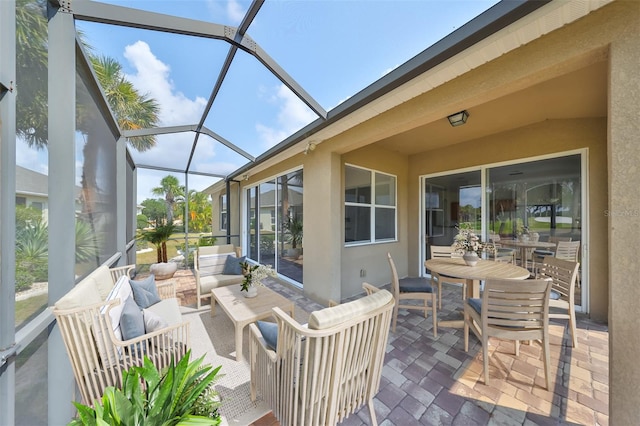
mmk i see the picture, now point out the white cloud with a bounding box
[123,41,207,127]
[256,84,317,148]
[227,0,246,24]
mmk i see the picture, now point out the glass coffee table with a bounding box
[210,284,294,362]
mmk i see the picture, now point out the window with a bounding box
[345,165,396,244]
[16,196,26,206]
[220,194,227,230]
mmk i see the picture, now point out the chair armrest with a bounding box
[156,279,176,300]
[110,265,135,283]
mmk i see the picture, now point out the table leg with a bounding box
[235,324,244,362]
[210,296,217,317]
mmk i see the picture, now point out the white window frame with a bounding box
[219,193,227,231]
[344,164,397,246]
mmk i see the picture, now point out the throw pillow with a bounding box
[256,320,278,351]
[129,274,161,308]
[143,308,169,333]
[102,275,133,341]
[198,253,231,276]
[222,255,246,275]
[120,296,146,341]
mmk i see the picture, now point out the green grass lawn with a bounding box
[16,293,48,328]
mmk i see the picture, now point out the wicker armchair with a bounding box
[249,285,394,426]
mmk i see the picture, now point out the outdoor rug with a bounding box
[180,281,316,425]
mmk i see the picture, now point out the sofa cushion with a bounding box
[130,274,161,308]
[120,296,145,341]
[199,254,233,276]
[143,308,169,333]
[145,298,182,327]
[199,274,244,293]
[222,255,246,275]
[308,289,393,330]
[54,276,103,311]
[256,321,278,351]
[92,265,116,301]
[103,275,133,341]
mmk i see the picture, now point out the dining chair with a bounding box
[429,245,467,309]
[532,236,572,263]
[387,253,437,336]
[463,278,553,389]
[538,256,580,348]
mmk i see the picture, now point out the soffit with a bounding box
[374,60,608,155]
[263,0,612,165]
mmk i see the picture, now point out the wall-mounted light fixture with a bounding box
[304,142,317,155]
[447,110,469,127]
[242,173,250,181]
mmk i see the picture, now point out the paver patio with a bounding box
[168,267,608,425]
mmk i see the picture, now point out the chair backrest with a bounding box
[548,236,572,244]
[555,241,580,262]
[269,290,394,425]
[538,256,579,303]
[481,278,552,339]
[430,245,460,259]
[387,253,401,299]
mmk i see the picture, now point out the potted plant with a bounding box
[283,216,303,259]
[69,350,221,425]
[138,224,180,279]
[239,261,276,298]
[452,223,495,266]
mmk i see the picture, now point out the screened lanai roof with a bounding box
[47,0,559,199]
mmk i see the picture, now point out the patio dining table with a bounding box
[498,239,557,269]
[424,258,530,327]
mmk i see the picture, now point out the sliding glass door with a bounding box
[245,170,304,286]
[423,170,482,260]
[422,153,585,311]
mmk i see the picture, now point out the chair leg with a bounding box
[438,282,442,309]
[569,308,578,348]
[423,299,428,319]
[392,305,399,332]
[432,294,437,338]
[463,313,469,351]
[483,335,490,386]
[368,399,378,426]
[543,331,551,390]
[514,340,519,356]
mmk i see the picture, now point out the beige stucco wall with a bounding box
[607,1,640,422]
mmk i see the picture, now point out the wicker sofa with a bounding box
[53,264,189,406]
[194,244,244,308]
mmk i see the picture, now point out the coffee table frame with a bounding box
[210,285,294,362]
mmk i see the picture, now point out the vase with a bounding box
[463,251,479,266]
[244,284,258,298]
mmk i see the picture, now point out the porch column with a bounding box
[608,17,640,423]
[303,149,341,305]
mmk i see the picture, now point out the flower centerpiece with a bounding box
[452,223,495,266]
[239,261,276,298]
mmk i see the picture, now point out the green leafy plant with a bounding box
[283,215,303,249]
[69,351,221,426]
[138,224,180,263]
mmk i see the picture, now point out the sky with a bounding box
[16,0,500,202]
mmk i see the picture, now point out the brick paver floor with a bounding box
[168,267,608,425]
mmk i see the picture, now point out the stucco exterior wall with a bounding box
[607,1,640,422]
[340,145,409,299]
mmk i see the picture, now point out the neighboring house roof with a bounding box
[16,165,82,200]
[16,165,49,197]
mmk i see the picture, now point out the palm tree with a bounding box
[152,176,184,226]
[177,190,212,233]
[16,1,160,247]
[138,224,179,263]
